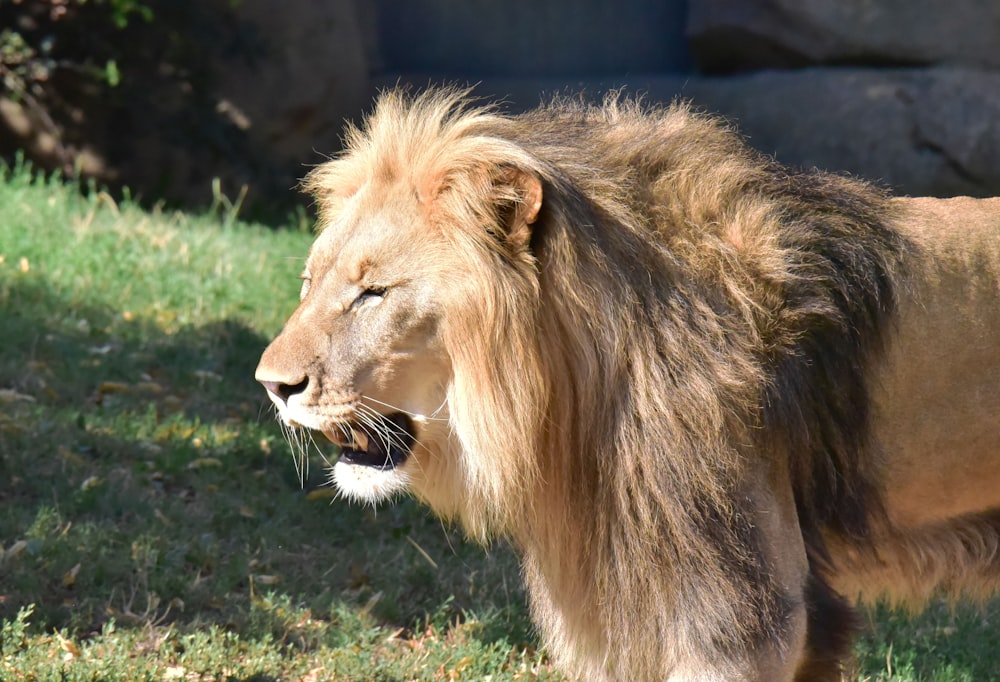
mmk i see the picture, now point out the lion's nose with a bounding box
[259,377,309,405]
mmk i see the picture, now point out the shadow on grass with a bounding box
[2,277,269,423]
[0,279,533,656]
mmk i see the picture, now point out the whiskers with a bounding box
[355,394,447,475]
[262,400,324,488]
[355,403,427,466]
[277,417,317,488]
[360,394,450,423]
[265,394,448,497]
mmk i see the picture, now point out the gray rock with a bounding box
[687,1,1000,72]
[680,68,1000,198]
[910,70,1000,193]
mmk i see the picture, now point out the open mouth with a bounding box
[322,412,415,470]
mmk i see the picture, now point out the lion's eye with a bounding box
[353,286,386,309]
[299,270,312,300]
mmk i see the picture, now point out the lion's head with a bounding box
[255,90,551,533]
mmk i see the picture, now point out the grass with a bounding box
[0,161,998,680]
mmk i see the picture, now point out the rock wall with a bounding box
[374,0,691,77]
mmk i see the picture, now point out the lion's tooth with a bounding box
[351,426,369,451]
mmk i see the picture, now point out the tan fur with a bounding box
[256,89,1000,681]
[831,197,1000,607]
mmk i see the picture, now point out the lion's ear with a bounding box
[495,166,543,250]
[421,160,543,250]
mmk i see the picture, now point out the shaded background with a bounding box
[3,0,1000,217]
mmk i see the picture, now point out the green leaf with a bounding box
[104,59,121,87]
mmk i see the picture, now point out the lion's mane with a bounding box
[304,89,913,680]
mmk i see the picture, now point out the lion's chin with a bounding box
[330,460,411,503]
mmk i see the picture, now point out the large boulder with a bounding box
[678,67,1000,198]
[687,0,1000,73]
[127,0,374,208]
[217,0,373,166]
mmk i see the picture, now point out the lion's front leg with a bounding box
[733,464,855,682]
[524,574,811,682]
[663,467,817,682]
[521,462,824,681]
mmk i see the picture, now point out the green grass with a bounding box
[0,161,997,680]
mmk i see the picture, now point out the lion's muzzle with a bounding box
[256,360,417,470]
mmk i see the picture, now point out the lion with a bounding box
[255,87,1000,681]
